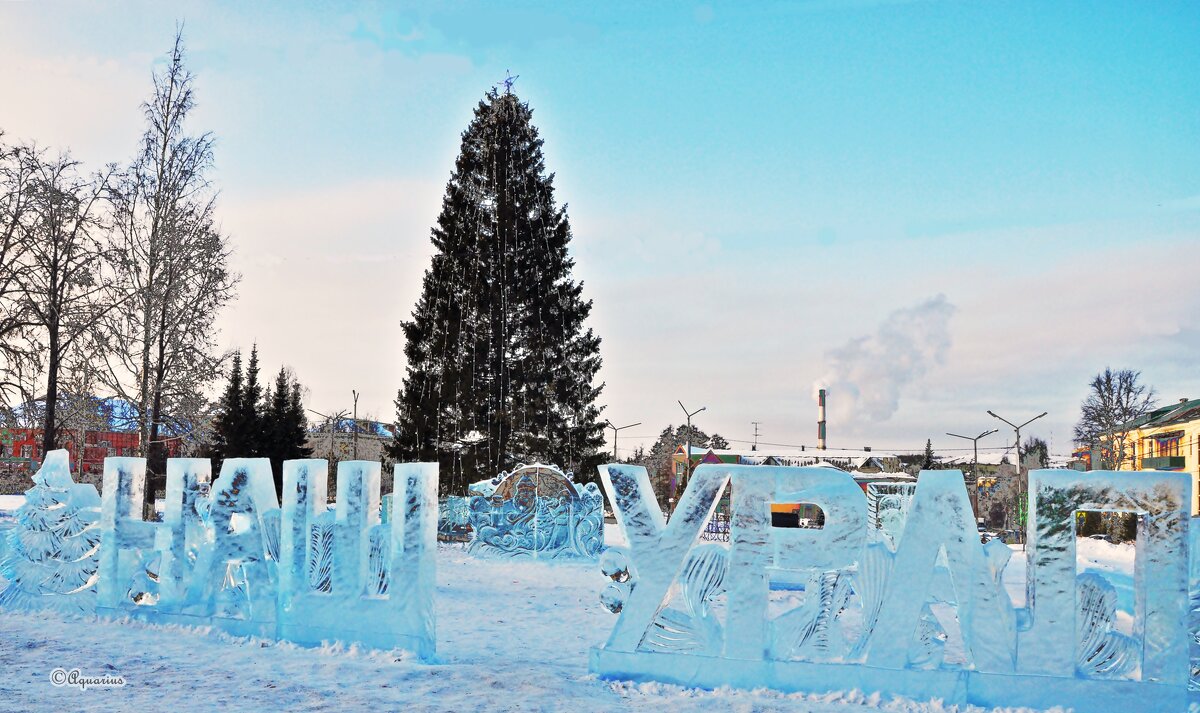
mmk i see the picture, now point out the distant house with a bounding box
[0,427,183,492]
[306,418,395,465]
[666,444,912,525]
[670,444,901,479]
[1107,397,1200,513]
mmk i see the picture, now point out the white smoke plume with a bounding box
[814,294,956,422]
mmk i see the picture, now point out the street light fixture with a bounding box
[946,428,998,519]
[605,419,641,462]
[987,409,1048,546]
[351,390,360,460]
[676,401,706,508]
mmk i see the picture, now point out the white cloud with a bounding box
[814,295,956,423]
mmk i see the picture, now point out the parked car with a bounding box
[1087,533,1113,543]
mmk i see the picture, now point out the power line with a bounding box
[718,436,1052,454]
[606,430,1072,457]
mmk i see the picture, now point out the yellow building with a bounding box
[1113,397,1200,514]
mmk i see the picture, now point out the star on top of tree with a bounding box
[495,69,519,94]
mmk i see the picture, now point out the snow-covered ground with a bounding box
[0,493,23,522]
[0,498,1091,712]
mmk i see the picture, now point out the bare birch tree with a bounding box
[18,151,116,455]
[1073,367,1157,469]
[92,30,237,483]
[0,133,42,409]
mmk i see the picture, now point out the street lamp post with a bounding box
[946,428,998,521]
[987,409,1047,546]
[351,390,360,460]
[676,401,706,510]
[605,420,641,462]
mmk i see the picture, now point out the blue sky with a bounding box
[2,1,1198,458]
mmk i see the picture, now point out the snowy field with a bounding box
[0,498,1113,713]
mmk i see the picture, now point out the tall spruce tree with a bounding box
[390,90,605,494]
[262,366,311,493]
[211,346,271,465]
[211,351,244,463]
[288,382,309,457]
[240,344,265,457]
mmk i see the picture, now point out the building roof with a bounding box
[1119,397,1200,432]
[941,451,1015,466]
[671,444,901,473]
[673,444,898,460]
[309,419,394,438]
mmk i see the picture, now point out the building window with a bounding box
[1156,436,1182,458]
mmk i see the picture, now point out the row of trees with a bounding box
[0,32,236,473]
[212,346,311,493]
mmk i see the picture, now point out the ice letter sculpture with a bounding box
[0,450,101,612]
[1,453,438,660]
[591,463,1196,711]
[97,456,282,636]
[1019,469,1191,684]
[465,463,603,559]
[277,460,437,658]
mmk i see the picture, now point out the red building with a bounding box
[0,427,182,477]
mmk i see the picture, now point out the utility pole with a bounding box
[676,401,706,511]
[988,410,1047,547]
[351,390,360,460]
[946,428,998,521]
[751,421,762,451]
[605,419,641,462]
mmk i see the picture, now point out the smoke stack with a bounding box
[817,388,827,450]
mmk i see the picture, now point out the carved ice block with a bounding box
[867,470,1015,673]
[183,458,279,628]
[278,459,329,603]
[97,457,158,611]
[726,465,867,661]
[278,460,438,659]
[157,458,212,606]
[598,463,729,653]
[1021,469,1190,684]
